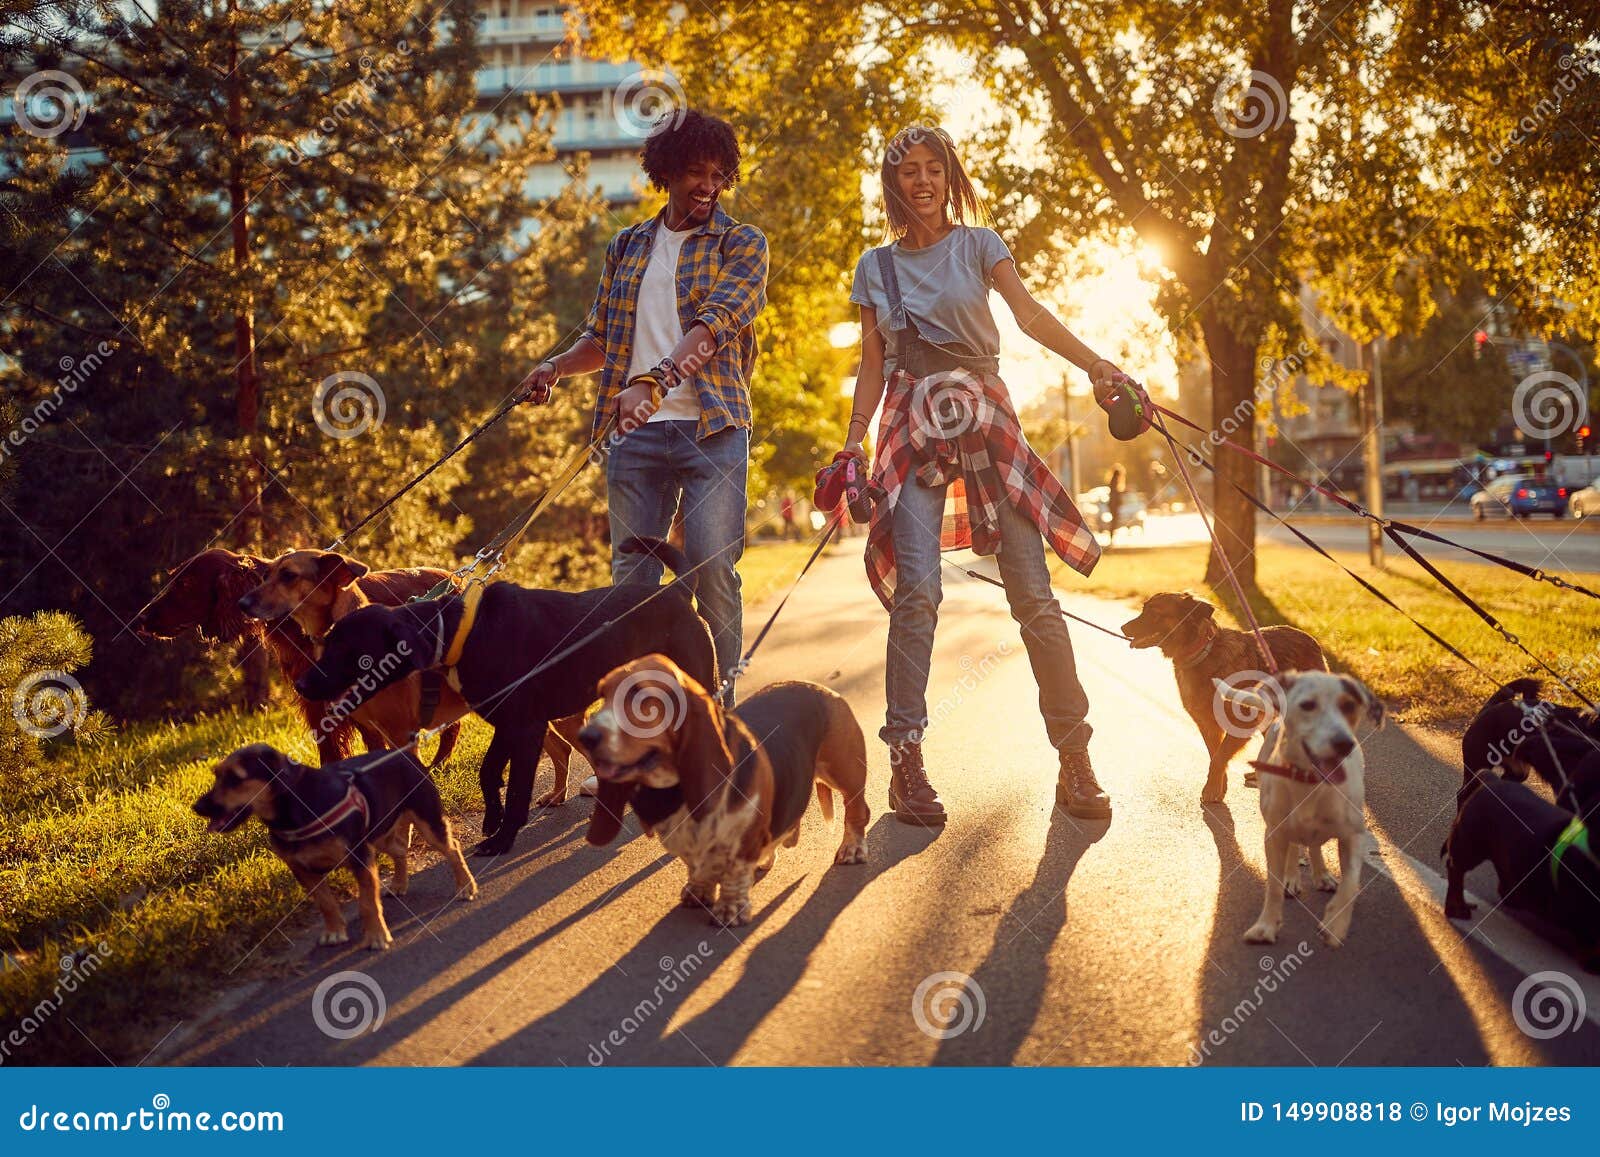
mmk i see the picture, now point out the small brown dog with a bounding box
[193,743,478,951]
[1121,592,1328,802]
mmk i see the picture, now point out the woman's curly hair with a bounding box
[640,108,741,191]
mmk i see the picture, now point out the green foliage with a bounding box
[0,0,608,717]
[0,611,109,805]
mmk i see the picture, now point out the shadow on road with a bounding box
[932,807,1107,1065]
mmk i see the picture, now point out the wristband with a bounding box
[653,356,685,391]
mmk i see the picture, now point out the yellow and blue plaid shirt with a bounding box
[581,204,768,442]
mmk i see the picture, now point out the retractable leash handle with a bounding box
[814,450,876,524]
[1098,373,1154,441]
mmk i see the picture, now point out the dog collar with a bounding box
[434,583,485,694]
[1249,759,1346,786]
[274,784,369,843]
[1551,816,1596,888]
[1172,623,1219,669]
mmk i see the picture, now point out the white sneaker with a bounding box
[579,774,598,797]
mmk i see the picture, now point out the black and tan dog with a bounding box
[295,538,716,856]
[579,654,870,927]
[1460,678,1600,808]
[193,743,477,951]
[1443,758,1600,970]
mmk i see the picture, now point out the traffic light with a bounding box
[1580,425,1592,454]
[1473,330,1489,360]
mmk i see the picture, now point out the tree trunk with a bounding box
[237,634,271,712]
[226,22,261,547]
[1199,317,1260,591]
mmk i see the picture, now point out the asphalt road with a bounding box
[165,538,1600,1067]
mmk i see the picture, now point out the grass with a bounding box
[0,543,819,1064]
[1052,540,1600,727]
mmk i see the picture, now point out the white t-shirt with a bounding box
[625,220,701,423]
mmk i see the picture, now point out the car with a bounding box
[1080,486,1147,538]
[1470,475,1570,519]
[1569,481,1600,518]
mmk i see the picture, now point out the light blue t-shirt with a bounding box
[849,225,1014,378]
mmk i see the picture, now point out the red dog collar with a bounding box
[1249,759,1347,786]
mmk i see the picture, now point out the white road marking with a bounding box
[1361,839,1600,1027]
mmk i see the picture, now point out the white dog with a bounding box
[1214,671,1385,948]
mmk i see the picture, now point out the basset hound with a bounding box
[578,654,870,926]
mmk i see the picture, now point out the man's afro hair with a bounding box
[640,108,741,191]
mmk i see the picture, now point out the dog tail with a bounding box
[1488,678,1543,707]
[617,536,697,596]
[815,781,836,823]
[425,720,461,772]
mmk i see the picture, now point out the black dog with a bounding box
[1443,753,1600,971]
[1461,678,1600,808]
[295,538,717,856]
[193,743,477,950]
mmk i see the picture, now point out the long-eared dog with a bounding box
[296,538,716,856]
[1217,671,1385,947]
[134,548,456,766]
[579,654,870,927]
[193,743,478,951]
[1122,591,1328,802]
[1442,760,1600,970]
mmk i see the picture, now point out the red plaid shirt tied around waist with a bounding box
[864,368,1101,611]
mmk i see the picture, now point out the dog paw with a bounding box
[1201,780,1227,804]
[709,898,750,927]
[361,931,394,952]
[680,882,716,909]
[1313,872,1338,892]
[458,880,480,902]
[1444,900,1475,920]
[317,929,350,946]
[384,880,409,898]
[834,840,868,865]
[1318,925,1345,948]
[533,787,567,809]
[1243,922,1279,944]
[1283,875,1304,898]
[481,810,503,838]
[1243,769,1259,788]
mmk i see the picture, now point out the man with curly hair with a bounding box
[518,108,768,705]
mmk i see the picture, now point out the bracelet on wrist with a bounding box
[653,356,685,391]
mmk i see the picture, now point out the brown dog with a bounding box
[137,547,465,767]
[237,548,585,782]
[579,655,870,926]
[1121,591,1328,802]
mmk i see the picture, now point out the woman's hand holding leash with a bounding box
[515,360,558,406]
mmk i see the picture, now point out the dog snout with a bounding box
[1329,735,1355,760]
[577,723,604,751]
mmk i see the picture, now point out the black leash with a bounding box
[937,557,1130,641]
[1179,440,1498,687]
[718,510,845,696]
[329,395,523,551]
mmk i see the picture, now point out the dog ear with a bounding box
[586,780,636,845]
[206,553,265,642]
[671,681,735,821]
[315,551,369,590]
[1341,676,1385,729]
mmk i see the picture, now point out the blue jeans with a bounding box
[605,421,748,702]
[883,476,1093,751]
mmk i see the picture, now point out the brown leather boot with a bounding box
[888,740,946,826]
[1057,749,1111,819]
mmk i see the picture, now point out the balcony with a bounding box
[475,59,639,95]
[479,13,570,42]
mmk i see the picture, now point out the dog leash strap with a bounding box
[717,509,844,695]
[1152,409,1277,674]
[1249,759,1345,786]
[1182,441,1496,685]
[935,557,1129,640]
